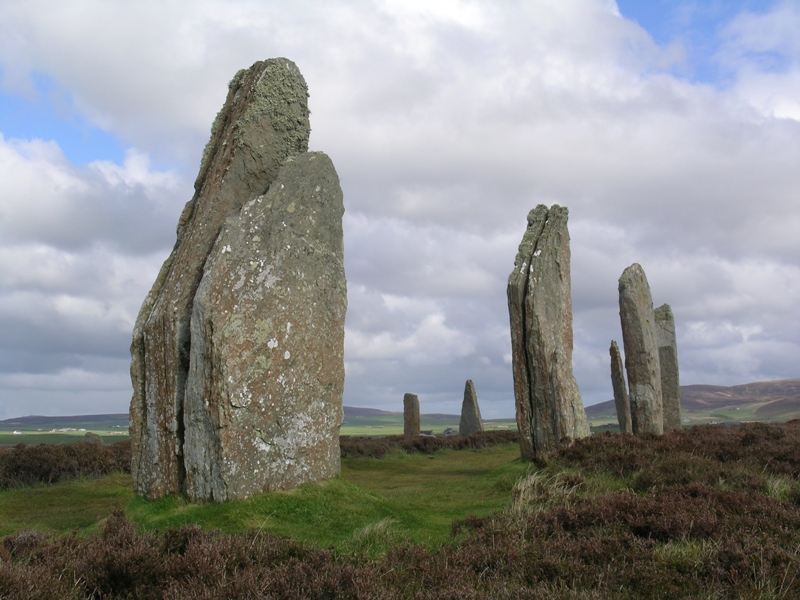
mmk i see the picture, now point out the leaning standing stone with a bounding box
[458,379,484,436]
[618,264,663,435]
[507,204,590,458]
[655,304,681,432]
[404,393,420,437]
[609,340,632,434]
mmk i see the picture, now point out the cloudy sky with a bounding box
[0,0,798,420]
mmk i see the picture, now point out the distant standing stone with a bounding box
[459,379,484,436]
[618,264,663,435]
[507,204,590,458]
[609,340,632,434]
[84,431,105,445]
[655,304,681,432]
[404,393,420,437]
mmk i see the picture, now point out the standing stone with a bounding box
[507,204,590,458]
[458,379,484,436]
[609,340,632,434]
[183,152,345,501]
[618,264,663,435]
[404,393,420,437]
[129,58,345,502]
[84,431,105,445]
[655,304,681,432]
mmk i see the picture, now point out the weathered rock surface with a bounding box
[609,340,632,434]
[458,379,484,436]
[507,204,590,458]
[183,152,345,501]
[618,264,663,435]
[404,393,420,438]
[655,304,681,432]
[129,58,345,502]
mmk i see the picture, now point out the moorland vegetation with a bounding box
[2,423,800,598]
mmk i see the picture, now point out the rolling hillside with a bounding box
[585,378,800,424]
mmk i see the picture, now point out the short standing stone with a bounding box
[458,379,484,436]
[618,264,663,435]
[507,204,590,458]
[84,431,105,445]
[655,304,681,432]
[609,340,632,434]
[404,393,420,437]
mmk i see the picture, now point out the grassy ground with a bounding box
[5,424,800,597]
[340,416,516,436]
[0,444,526,551]
[0,474,131,537]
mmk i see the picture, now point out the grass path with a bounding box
[0,444,526,551]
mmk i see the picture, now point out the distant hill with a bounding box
[8,381,799,429]
[1,407,459,426]
[586,378,800,423]
[343,406,401,417]
[0,414,129,426]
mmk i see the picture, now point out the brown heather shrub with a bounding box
[5,423,800,598]
[0,440,131,490]
[5,485,800,598]
[559,420,800,484]
[340,430,519,459]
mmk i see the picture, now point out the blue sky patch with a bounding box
[616,0,781,85]
[0,71,126,166]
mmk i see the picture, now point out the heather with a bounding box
[339,429,519,458]
[3,422,800,598]
[0,441,131,490]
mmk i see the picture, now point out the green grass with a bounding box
[0,433,128,448]
[339,415,517,437]
[0,473,132,537]
[1,444,526,554]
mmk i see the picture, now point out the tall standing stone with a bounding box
[507,204,590,458]
[655,304,681,432]
[404,393,420,437]
[130,58,345,502]
[618,264,663,435]
[458,379,484,436]
[609,340,632,434]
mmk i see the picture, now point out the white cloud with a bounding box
[0,0,798,418]
[0,135,186,252]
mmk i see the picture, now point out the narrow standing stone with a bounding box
[458,379,484,436]
[618,263,663,435]
[609,340,632,434]
[507,204,590,458]
[404,393,420,437]
[655,304,681,432]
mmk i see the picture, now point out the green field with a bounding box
[340,413,516,436]
[1,412,518,447]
